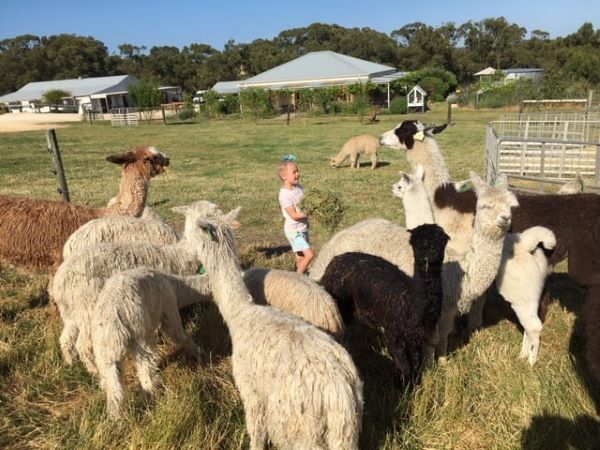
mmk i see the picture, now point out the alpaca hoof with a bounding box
[437,356,448,366]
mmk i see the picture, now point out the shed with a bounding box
[407,85,427,113]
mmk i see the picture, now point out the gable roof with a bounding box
[239,51,397,89]
[212,81,241,94]
[504,68,544,74]
[474,67,497,76]
[0,75,139,102]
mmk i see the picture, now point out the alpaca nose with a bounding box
[498,213,511,224]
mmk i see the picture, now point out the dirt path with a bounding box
[0,113,82,133]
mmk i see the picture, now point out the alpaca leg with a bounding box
[244,399,267,450]
[133,344,161,395]
[512,304,543,366]
[97,359,125,419]
[161,310,202,362]
[435,310,455,359]
[59,321,79,365]
[370,153,378,169]
[75,325,98,374]
[351,155,358,169]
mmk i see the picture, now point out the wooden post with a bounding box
[447,102,452,125]
[161,106,167,125]
[45,129,70,202]
[286,105,291,125]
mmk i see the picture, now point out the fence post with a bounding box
[162,105,167,125]
[45,129,70,202]
[595,145,600,187]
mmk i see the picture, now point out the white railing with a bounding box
[110,108,139,126]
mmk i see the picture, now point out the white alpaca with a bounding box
[311,172,518,359]
[62,214,179,260]
[496,226,555,365]
[92,267,209,418]
[51,200,234,375]
[391,164,434,229]
[185,202,363,450]
[242,268,344,338]
[330,134,380,169]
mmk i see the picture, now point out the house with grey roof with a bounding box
[212,51,407,110]
[0,75,182,114]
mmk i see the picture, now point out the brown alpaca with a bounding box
[0,146,169,270]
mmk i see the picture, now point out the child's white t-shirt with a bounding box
[279,184,308,232]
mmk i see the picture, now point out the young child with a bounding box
[277,155,315,274]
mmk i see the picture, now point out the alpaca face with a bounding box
[470,171,519,235]
[379,121,447,150]
[106,146,170,178]
[392,165,425,199]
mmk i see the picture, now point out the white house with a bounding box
[474,67,545,83]
[0,75,182,114]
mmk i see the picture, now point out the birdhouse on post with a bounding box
[407,84,427,113]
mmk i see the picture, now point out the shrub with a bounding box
[176,108,196,121]
[218,93,240,114]
[301,189,347,235]
[389,96,407,114]
[128,80,163,123]
[239,87,275,122]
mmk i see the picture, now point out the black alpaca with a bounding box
[320,224,449,382]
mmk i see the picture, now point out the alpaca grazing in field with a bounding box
[0,146,169,270]
[330,134,380,169]
[186,201,363,450]
[91,267,209,418]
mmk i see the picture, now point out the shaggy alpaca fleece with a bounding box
[51,200,229,375]
[242,268,343,338]
[321,223,448,381]
[92,267,208,418]
[62,214,179,260]
[0,146,169,270]
[187,203,363,450]
[330,134,380,169]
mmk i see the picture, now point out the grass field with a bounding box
[0,105,599,449]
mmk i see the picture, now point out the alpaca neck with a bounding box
[413,255,444,330]
[407,139,452,198]
[455,219,505,312]
[200,246,252,325]
[105,164,149,217]
[403,190,435,230]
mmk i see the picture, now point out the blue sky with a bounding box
[1,0,598,53]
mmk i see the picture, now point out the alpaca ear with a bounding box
[198,222,218,241]
[469,171,486,192]
[415,165,425,180]
[224,206,242,224]
[106,151,136,165]
[431,123,448,134]
[495,173,509,188]
[171,205,189,215]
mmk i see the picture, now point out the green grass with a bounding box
[1,105,598,449]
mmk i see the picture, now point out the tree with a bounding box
[43,89,71,111]
[239,87,274,122]
[128,80,163,123]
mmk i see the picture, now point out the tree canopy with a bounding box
[1,20,600,97]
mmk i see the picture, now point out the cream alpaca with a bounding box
[92,267,209,418]
[495,226,555,365]
[391,165,434,229]
[62,214,179,260]
[51,201,232,375]
[330,134,380,169]
[186,202,363,450]
[242,268,344,338]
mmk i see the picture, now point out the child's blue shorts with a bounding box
[285,229,311,253]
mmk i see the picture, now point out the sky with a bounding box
[1,0,598,54]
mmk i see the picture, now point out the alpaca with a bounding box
[92,267,209,418]
[312,171,518,358]
[0,146,169,270]
[51,200,235,375]
[320,222,449,381]
[378,119,600,289]
[391,165,434,229]
[496,226,556,365]
[557,174,584,194]
[62,214,179,260]
[330,134,380,169]
[242,268,344,338]
[185,202,363,450]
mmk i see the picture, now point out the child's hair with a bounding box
[277,155,298,181]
